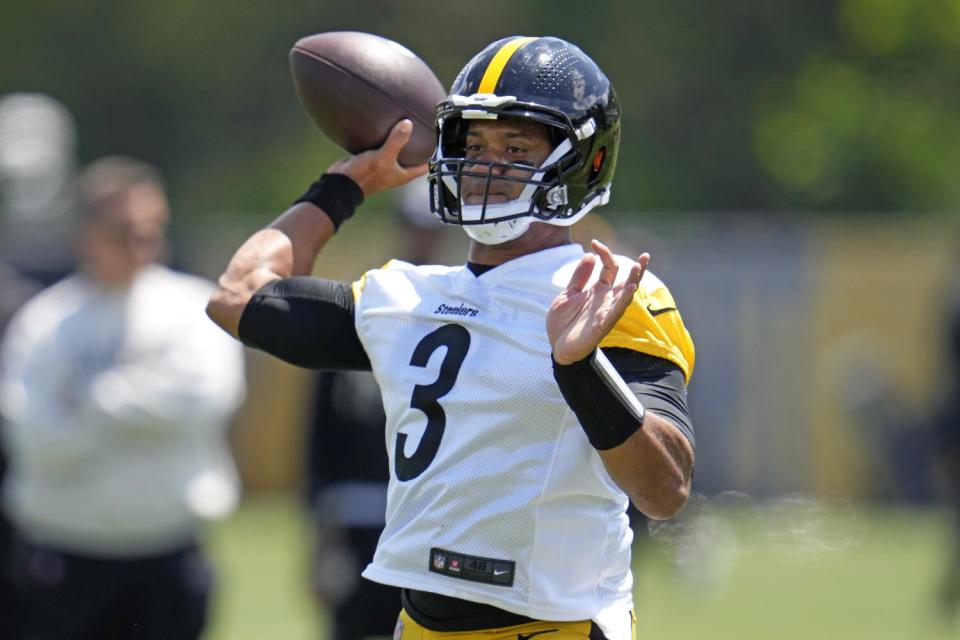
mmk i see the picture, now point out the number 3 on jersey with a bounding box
[395,324,471,481]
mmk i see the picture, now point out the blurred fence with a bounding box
[641,214,955,501]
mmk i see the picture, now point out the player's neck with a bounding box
[467,223,571,267]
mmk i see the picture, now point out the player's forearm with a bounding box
[599,412,694,520]
[552,348,694,519]
[207,202,337,338]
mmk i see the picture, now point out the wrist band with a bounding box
[552,348,645,450]
[293,173,364,230]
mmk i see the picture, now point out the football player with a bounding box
[209,36,695,640]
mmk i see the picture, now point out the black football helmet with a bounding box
[428,36,621,244]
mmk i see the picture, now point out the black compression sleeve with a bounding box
[604,347,695,449]
[237,277,371,370]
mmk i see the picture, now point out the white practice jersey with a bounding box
[0,265,245,556]
[354,244,694,622]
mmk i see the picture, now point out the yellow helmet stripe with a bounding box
[478,36,538,94]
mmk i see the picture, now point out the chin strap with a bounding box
[463,216,532,245]
[541,186,612,228]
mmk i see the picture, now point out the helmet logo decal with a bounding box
[478,37,538,94]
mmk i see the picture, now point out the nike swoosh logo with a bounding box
[647,304,677,317]
[518,630,559,640]
[493,568,509,576]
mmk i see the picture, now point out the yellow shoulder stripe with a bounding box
[478,37,538,94]
[351,259,400,304]
[351,274,367,304]
[599,288,696,382]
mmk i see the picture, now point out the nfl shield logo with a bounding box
[432,552,446,570]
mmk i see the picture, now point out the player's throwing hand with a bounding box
[547,240,649,365]
[328,119,428,197]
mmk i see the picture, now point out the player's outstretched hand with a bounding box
[327,119,428,197]
[547,240,649,365]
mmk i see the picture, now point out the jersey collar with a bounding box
[459,243,584,283]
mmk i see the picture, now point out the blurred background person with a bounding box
[829,265,960,626]
[0,93,77,282]
[0,156,246,640]
[0,92,75,637]
[304,177,454,640]
[931,275,960,622]
[0,263,42,637]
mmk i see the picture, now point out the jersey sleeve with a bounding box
[603,347,694,448]
[599,273,695,382]
[351,259,404,305]
[238,277,371,370]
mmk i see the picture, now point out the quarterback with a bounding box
[209,36,695,640]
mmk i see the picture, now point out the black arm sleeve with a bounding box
[603,347,695,449]
[237,277,371,371]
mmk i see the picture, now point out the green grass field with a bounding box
[204,495,960,640]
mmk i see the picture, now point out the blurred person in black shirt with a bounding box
[304,178,453,640]
[0,92,75,637]
[0,262,42,637]
[932,279,960,622]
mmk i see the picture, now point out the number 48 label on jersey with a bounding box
[429,547,515,587]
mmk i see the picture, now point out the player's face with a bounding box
[461,119,553,205]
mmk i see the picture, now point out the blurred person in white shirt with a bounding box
[0,156,245,640]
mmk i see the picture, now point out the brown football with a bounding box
[289,32,446,166]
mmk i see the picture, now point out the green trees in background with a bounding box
[752,0,960,212]
[1,0,957,217]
